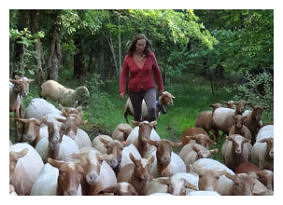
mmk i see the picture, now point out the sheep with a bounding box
[229,114,252,140]
[179,143,218,172]
[126,120,160,158]
[41,80,90,107]
[211,101,247,137]
[221,134,252,170]
[118,153,154,195]
[256,125,274,142]
[182,127,216,149]
[112,123,132,142]
[195,111,216,139]
[24,98,61,120]
[235,162,274,191]
[242,105,265,144]
[147,139,186,177]
[124,91,175,123]
[216,172,257,195]
[190,158,234,192]
[35,120,79,162]
[251,138,273,170]
[31,158,84,195]
[10,142,44,195]
[146,172,199,195]
[10,76,33,140]
[72,149,117,195]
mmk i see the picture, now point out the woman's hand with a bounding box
[120,92,125,99]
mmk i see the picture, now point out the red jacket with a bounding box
[119,52,164,94]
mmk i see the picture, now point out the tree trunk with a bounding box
[118,16,122,75]
[105,32,118,77]
[29,10,45,84]
[47,11,61,81]
[73,37,86,79]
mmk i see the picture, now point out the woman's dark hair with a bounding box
[127,34,153,56]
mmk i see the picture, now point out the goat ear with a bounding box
[153,177,171,186]
[243,138,251,144]
[132,121,140,127]
[192,145,200,153]
[129,153,138,165]
[27,78,34,83]
[216,170,227,177]
[226,136,233,141]
[56,117,66,123]
[15,148,29,159]
[210,148,218,155]
[183,180,198,191]
[99,137,110,146]
[15,118,29,123]
[224,173,235,181]
[15,75,21,79]
[259,138,272,143]
[47,158,64,168]
[170,141,183,147]
[9,79,18,83]
[147,139,159,147]
[149,121,157,127]
[58,104,64,110]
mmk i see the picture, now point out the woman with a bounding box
[119,34,164,122]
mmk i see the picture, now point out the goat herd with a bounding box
[9,76,273,196]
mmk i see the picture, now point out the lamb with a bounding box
[31,158,84,195]
[146,139,185,177]
[182,127,215,149]
[72,148,117,195]
[146,172,199,195]
[112,123,132,142]
[35,120,79,162]
[228,114,252,140]
[10,76,33,140]
[41,80,90,107]
[10,142,44,195]
[242,105,265,144]
[179,143,218,172]
[221,134,252,170]
[251,138,273,170]
[126,121,160,158]
[124,91,175,123]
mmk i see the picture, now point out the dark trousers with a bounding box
[129,88,156,122]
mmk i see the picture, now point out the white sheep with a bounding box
[41,80,90,107]
[251,138,273,170]
[221,134,252,170]
[256,125,274,141]
[179,143,218,172]
[10,143,44,195]
[24,98,61,120]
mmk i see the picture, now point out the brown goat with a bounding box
[243,105,265,144]
[10,76,33,140]
[147,139,183,177]
[229,114,252,140]
[128,153,154,195]
[47,158,84,195]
